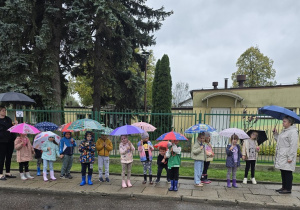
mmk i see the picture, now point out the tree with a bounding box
[172,82,190,107]
[231,46,276,87]
[297,77,300,84]
[152,54,172,133]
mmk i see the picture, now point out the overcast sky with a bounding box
[146,0,300,91]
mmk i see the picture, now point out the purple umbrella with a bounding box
[110,125,145,136]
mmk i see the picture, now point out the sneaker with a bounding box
[66,174,73,179]
[203,179,211,184]
[60,175,66,179]
[99,177,104,182]
[243,178,247,184]
[105,177,110,182]
[251,178,257,185]
[155,179,160,183]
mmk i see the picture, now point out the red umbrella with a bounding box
[154,141,169,149]
[58,122,74,132]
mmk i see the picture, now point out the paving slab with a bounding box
[217,189,246,201]
[226,187,251,194]
[167,189,192,197]
[244,193,274,203]
[249,188,278,196]
[142,186,168,195]
[118,186,145,194]
[93,184,122,193]
[271,195,300,205]
[192,189,219,198]
[264,184,282,190]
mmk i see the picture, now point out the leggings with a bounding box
[203,161,210,175]
[170,167,179,181]
[121,163,132,180]
[142,160,152,175]
[227,164,237,180]
[0,141,14,174]
[81,163,93,176]
[37,158,42,168]
[244,160,256,178]
[19,161,29,173]
[43,159,54,172]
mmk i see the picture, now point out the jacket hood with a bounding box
[63,132,72,138]
[284,125,298,132]
[84,131,94,141]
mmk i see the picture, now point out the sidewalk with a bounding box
[1,172,300,208]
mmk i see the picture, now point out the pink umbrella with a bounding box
[8,123,40,134]
[131,122,157,132]
[219,128,250,139]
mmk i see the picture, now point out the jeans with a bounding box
[98,156,110,178]
[194,160,204,184]
[43,159,54,172]
[60,155,73,176]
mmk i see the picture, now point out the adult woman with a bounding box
[273,116,299,194]
[0,106,17,180]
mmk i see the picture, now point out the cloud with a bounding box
[147,0,300,90]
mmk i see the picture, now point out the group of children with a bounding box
[13,129,260,190]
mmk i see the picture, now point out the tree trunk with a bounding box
[93,30,103,112]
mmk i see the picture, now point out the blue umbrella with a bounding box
[34,122,58,131]
[110,125,145,136]
[259,105,300,124]
[185,123,216,134]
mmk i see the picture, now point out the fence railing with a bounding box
[6,108,300,164]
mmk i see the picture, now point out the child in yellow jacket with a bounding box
[96,134,113,182]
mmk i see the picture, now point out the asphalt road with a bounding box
[0,189,271,210]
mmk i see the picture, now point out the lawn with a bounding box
[9,161,300,183]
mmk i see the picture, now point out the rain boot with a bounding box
[143,174,147,184]
[203,174,211,184]
[127,179,132,187]
[168,180,174,191]
[173,180,178,191]
[149,175,153,184]
[37,167,41,176]
[122,180,127,188]
[50,170,56,180]
[232,179,238,188]
[25,172,34,179]
[80,176,86,186]
[43,172,48,182]
[88,175,93,185]
[227,179,231,188]
[20,173,27,181]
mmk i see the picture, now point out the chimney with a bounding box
[224,78,228,89]
[212,82,218,89]
[237,75,246,88]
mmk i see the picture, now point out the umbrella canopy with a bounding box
[68,119,104,130]
[259,105,300,124]
[156,131,188,141]
[154,141,169,149]
[185,123,216,134]
[247,130,268,146]
[33,131,61,150]
[131,122,157,132]
[58,122,76,132]
[99,127,114,135]
[34,122,58,131]
[219,128,250,139]
[110,125,145,136]
[8,123,40,134]
[0,92,35,105]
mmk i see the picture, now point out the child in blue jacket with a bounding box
[59,132,77,179]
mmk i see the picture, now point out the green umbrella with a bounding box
[68,119,104,130]
[99,127,114,135]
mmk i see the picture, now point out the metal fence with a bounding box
[6,108,300,164]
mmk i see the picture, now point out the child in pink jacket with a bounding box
[14,134,35,180]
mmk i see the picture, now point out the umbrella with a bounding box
[33,131,61,150]
[154,141,169,149]
[68,119,104,130]
[219,128,250,139]
[0,92,36,105]
[259,105,300,124]
[8,123,40,134]
[58,122,76,132]
[247,130,268,146]
[34,122,58,131]
[131,122,157,132]
[99,127,114,135]
[185,123,216,134]
[110,125,145,136]
[156,131,188,141]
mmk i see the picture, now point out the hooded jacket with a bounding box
[274,125,299,171]
[96,136,113,157]
[59,132,77,155]
[79,132,96,163]
[41,138,60,161]
[14,136,34,162]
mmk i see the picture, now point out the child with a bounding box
[119,135,135,188]
[34,148,42,176]
[156,146,170,183]
[201,132,214,184]
[191,132,206,187]
[166,140,181,191]
[137,132,154,184]
[41,136,60,181]
[14,134,35,180]
[226,134,242,188]
[59,132,77,179]
[96,133,113,182]
[79,131,96,186]
[242,131,260,184]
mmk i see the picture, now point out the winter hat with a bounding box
[141,132,149,139]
